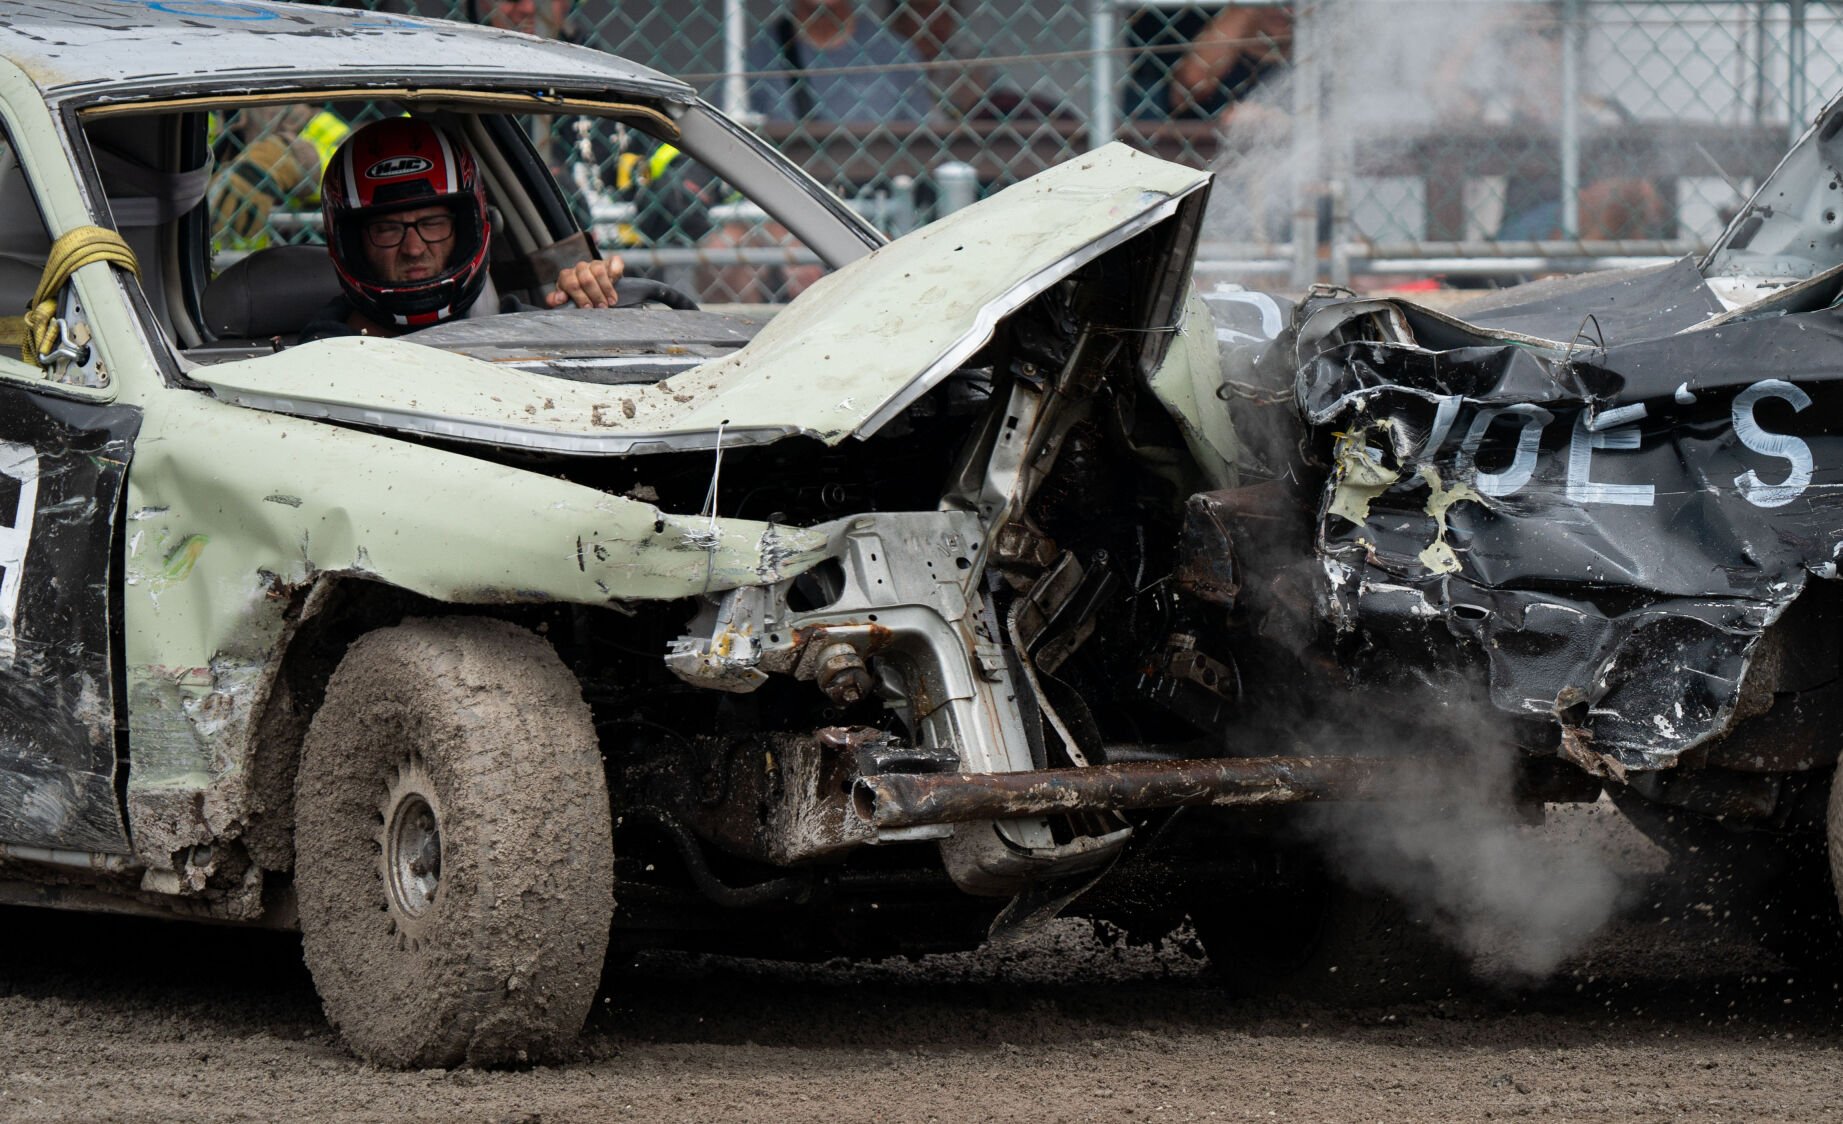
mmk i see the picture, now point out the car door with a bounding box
[0,112,138,856]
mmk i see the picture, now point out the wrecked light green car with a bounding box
[0,0,1291,1068]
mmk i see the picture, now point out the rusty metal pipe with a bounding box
[851,756,1392,829]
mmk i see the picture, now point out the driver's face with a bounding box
[360,204,457,284]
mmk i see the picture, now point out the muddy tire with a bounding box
[294,617,614,1068]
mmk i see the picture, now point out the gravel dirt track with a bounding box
[1,801,1840,1123]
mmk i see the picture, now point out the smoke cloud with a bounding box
[1202,1,1554,249]
[1309,746,1627,981]
[1197,2,1638,982]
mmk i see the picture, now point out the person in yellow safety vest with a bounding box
[301,111,350,173]
[611,141,679,249]
[615,138,715,249]
[628,142,682,193]
[211,106,350,251]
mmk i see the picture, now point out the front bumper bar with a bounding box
[851,755,1392,829]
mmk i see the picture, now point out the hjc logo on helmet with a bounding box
[366,156,434,179]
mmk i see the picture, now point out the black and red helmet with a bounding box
[321,118,492,327]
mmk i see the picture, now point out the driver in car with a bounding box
[303,117,623,341]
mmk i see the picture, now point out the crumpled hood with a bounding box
[197,144,1211,457]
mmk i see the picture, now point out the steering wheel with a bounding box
[613,277,700,311]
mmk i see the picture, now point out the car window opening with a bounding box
[80,99,828,370]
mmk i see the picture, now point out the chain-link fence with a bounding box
[214,0,1843,297]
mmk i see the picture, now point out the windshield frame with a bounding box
[65,82,885,383]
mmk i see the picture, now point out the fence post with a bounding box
[887,175,918,234]
[1327,2,1355,286]
[1752,0,1768,126]
[934,161,979,216]
[1088,0,1117,150]
[1560,0,1582,239]
[723,0,749,122]
[1290,0,1322,288]
[1788,0,1808,143]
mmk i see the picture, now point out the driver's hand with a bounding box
[547,257,624,309]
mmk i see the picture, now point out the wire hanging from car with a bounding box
[684,418,729,593]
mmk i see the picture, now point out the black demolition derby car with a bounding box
[1210,87,1843,959]
[1,0,1840,1071]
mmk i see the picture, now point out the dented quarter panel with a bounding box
[119,389,829,866]
[195,144,1212,453]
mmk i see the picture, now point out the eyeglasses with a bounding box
[364,213,456,248]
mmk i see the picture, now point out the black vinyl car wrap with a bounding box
[1231,257,1843,775]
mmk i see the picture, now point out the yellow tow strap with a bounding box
[0,225,139,368]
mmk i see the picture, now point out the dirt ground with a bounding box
[0,801,1839,1124]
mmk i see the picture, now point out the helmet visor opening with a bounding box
[340,199,479,289]
[363,208,458,250]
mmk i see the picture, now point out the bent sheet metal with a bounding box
[1290,257,1843,772]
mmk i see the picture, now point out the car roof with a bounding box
[0,0,695,104]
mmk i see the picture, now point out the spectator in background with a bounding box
[725,2,933,301]
[471,0,583,42]
[883,0,1071,122]
[469,0,607,227]
[1435,1,1666,242]
[747,0,933,124]
[1130,6,1298,246]
[887,0,959,63]
[885,0,972,113]
[1124,5,1292,123]
[211,104,349,250]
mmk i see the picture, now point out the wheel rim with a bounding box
[380,758,443,945]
